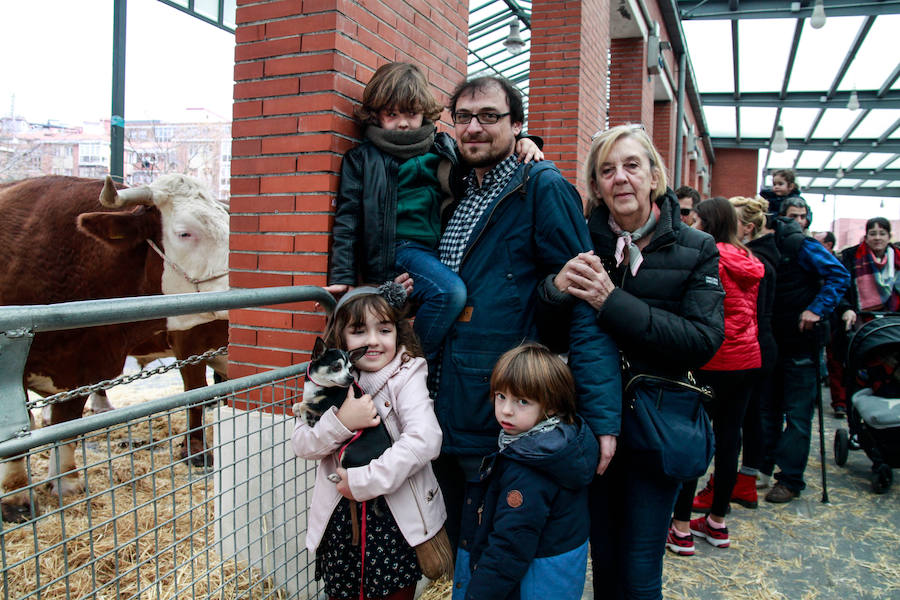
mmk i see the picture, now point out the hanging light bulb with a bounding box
[880,199,885,209]
[503,19,527,55]
[810,0,826,29]
[836,166,845,178]
[772,124,788,153]
[847,90,860,111]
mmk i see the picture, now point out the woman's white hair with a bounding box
[583,124,668,208]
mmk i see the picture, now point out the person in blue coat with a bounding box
[454,344,598,600]
[432,75,620,551]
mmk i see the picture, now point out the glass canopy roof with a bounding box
[467,0,900,199]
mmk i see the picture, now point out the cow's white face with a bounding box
[149,174,229,331]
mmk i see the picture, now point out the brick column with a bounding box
[229,0,468,381]
[528,0,609,198]
[609,37,654,136]
[710,148,759,199]
[653,101,674,178]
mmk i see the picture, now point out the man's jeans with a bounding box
[394,240,466,361]
[761,354,817,492]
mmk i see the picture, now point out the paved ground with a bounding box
[631,388,899,600]
[71,366,900,600]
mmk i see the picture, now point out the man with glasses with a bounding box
[675,185,701,226]
[432,76,620,557]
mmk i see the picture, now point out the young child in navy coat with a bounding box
[453,343,598,600]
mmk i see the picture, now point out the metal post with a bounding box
[0,330,35,441]
[673,51,687,189]
[110,0,127,182]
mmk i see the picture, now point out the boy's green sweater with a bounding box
[395,151,442,248]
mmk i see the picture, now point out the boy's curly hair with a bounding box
[355,62,444,125]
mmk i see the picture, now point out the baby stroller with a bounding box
[833,314,900,493]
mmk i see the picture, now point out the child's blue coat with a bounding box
[453,416,598,600]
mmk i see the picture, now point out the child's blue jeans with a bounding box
[394,239,467,362]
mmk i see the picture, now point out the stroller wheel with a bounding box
[871,464,893,494]
[834,429,850,466]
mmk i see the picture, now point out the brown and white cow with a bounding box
[0,174,229,522]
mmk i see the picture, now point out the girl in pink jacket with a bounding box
[292,285,446,600]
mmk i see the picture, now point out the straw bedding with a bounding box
[3,384,283,599]
[8,378,899,600]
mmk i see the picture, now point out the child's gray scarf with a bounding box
[498,416,561,451]
[365,121,435,161]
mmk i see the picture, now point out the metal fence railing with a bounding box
[0,287,333,600]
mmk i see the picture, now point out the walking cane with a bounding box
[814,321,829,503]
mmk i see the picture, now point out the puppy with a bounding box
[295,337,394,472]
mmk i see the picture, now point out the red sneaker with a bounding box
[690,516,730,548]
[666,525,695,556]
[730,472,758,509]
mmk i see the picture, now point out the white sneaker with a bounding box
[756,473,772,489]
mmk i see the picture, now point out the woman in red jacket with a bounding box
[667,197,764,555]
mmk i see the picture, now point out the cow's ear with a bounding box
[312,337,327,360]
[77,206,160,249]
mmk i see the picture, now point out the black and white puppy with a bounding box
[294,337,393,471]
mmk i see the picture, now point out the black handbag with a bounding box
[621,367,715,481]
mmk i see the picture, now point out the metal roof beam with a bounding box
[678,1,900,20]
[701,90,900,108]
[764,20,804,177]
[732,18,740,141]
[803,186,900,198]
[767,168,900,182]
[711,138,900,152]
[878,117,900,144]
[828,16,874,97]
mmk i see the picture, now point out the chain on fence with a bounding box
[25,347,229,410]
[1,369,324,600]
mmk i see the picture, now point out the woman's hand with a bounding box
[515,138,544,163]
[554,251,594,293]
[842,309,857,331]
[334,467,357,501]
[562,252,616,310]
[336,390,381,431]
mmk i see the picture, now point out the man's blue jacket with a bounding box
[435,159,621,455]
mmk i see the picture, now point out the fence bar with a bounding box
[0,286,333,333]
[0,363,307,457]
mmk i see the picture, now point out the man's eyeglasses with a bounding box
[680,208,692,216]
[452,111,510,125]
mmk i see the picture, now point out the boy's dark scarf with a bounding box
[365,121,435,161]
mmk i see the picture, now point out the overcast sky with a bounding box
[1,0,234,124]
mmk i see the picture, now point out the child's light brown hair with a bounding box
[355,62,444,125]
[323,293,422,359]
[490,343,577,423]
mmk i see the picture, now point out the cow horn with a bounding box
[99,175,154,208]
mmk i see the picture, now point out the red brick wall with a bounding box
[528,0,609,198]
[653,101,673,182]
[709,148,758,199]
[229,0,468,377]
[609,37,654,136]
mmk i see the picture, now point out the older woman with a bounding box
[840,217,900,328]
[545,125,724,599]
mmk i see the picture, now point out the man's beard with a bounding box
[459,137,514,169]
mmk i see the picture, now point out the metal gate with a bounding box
[0,287,333,599]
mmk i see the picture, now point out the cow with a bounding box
[0,174,229,522]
